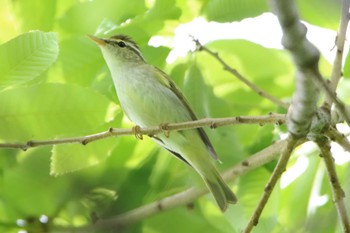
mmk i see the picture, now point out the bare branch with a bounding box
[55,139,301,233]
[316,137,350,233]
[272,0,350,126]
[324,0,350,107]
[242,134,299,233]
[270,0,321,137]
[193,39,289,109]
[326,126,350,153]
[0,114,285,150]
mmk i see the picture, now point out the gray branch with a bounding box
[270,0,321,138]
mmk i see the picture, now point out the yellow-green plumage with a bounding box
[90,34,237,211]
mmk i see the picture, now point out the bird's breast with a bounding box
[111,67,190,127]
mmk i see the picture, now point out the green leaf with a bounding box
[195,39,293,115]
[0,148,70,217]
[12,0,56,31]
[202,0,268,22]
[278,154,319,230]
[0,83,118,141]
[183,64,209,118]
[51,137,117,175]
[343,49,350,79]
[94,0,181,42]
[58,36,105,86]
[103,152,157,218]
[142,46,171,69]
[0,31,58,89]
[207,40,293,84]
[59,0,147,35]
[297,0,341,30]
[145,207,227,233]
[238,167,271,215]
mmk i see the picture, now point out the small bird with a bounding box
[89,34,237,211]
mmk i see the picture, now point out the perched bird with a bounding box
[89,34,237,211]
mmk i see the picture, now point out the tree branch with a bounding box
[242,134,299,233]
[270,0,321,137]
[315,137,350,233]
[193,39,289,109]
[326,126,350,153]
[55,138,303,233]
[323,0,350,108]
[0,114,285,150]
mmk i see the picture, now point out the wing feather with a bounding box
[153,67,218,160]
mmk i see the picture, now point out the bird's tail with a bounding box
[202,170,237,212]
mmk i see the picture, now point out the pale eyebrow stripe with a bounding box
[108,38,145,62]
[126,42,145,61]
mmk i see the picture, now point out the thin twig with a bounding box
[54,139,303,233]
[193,39,289,109]
[0,114,285,150]
[326,126,350,153]
[323,0,350,108]
[242,134,298,233]
[316,137,350,233]
[313,69,350,125]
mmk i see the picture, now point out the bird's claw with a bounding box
[132,125,143,140]
[159,123,170,138]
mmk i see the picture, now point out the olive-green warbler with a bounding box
[89,34,237,211]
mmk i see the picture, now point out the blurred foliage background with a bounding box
[0,0,349,232]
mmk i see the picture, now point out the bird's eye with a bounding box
[117,41,126,48]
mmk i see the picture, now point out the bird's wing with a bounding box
[152,66,218,160]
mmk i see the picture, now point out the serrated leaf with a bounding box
[202,0,268,23]
[0,83,118,141]
[0,31,58,89]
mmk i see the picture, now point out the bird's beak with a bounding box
[88,35,106,46]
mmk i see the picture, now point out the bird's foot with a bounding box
[132,125,143,140]
[159,123,170,138]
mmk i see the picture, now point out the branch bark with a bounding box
[0,114,285,150]
[193,39,289,109]
[326,126,350,153]
[242,134,299,233]
[54,139,301,233]
[270,0,321,137]
[323,0,350,108]
[316,137,350,233]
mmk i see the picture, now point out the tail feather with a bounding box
[203,172,237,212]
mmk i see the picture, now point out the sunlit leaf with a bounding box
[0,148,69,217]
[58,36,104,86]
[0,83,118,141]
[12,0,56,31]
[0,31,58,88]
[58,0,147,35]
[51,137,117,175]
[296,0,341,30]
[202,0,268,22]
